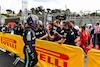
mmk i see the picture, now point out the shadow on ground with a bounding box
[0,50,24,67]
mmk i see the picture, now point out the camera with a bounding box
[56,15,66,20]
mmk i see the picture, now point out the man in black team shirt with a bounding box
[70,20,80,43]
[48,19,62,41]
[35,22,48,39]
[16,23,23,36]
[40,20,62,41]
[56,21,75,45]
[40,23,52,40]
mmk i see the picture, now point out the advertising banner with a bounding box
[87,49,100,67]
[36,39,84,67]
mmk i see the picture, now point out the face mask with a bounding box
[54,25,57,27]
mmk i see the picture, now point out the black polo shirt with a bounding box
[53,27,62,41]
[63,29,75,45]
[35,28,40,39]
[49,28,54,36]
[60,28,65,35]
[72,28,79,39]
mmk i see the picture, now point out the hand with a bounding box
[54,31,58,35]
[2,31,5,34]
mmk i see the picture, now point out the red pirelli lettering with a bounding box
[1,37,17,49]
[36,46,69,60]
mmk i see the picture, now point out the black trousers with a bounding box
[97,34,100,48]
[93,34,96,47]
[93,34,100,48]
[24,46,38,67]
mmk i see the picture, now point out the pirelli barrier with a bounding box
[0,32,84,67]
[35,39,84,67]
[86,49,100,67]
[0,32,25,60]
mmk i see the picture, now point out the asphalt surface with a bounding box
[0,50,24,67]
[84,57,87,67]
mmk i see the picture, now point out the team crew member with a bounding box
[49,20,62,41]
[38,24,48,38]
[70,20,79,31]
[56,22,75,45]
[35,28,40,39]
[40,20,62,41]
[23,15,38,67]
[40,25,48,40]
[39,23,53,40]
[7,25,12,33]
[79,26,91,54]
[70,21,80,43]
[16,23,23,36]
[13,23,18,34]
[55,21,67,39]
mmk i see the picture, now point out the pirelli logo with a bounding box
[1,37,17,49]
[36,46,69,67]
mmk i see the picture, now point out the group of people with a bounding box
[0,19,80,47]
[35,19,100,54]
[1,22,24,36]
[40,20,79,45]
[1,14,100,67]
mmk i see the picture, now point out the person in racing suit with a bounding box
[23,15,38,67]
[80,26,91,54]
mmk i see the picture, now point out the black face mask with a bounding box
[38,24,42,28]
[5,27,8,30]
[54,25,57,27]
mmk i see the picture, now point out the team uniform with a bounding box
[80,30,91,54]
[23,15,38,67]
[53,26,62,41]
[63,29,75,45]
[72,28,79,39]
[49,28,54,36]
[13,25,18,34]
[7,25,12,33]
[39,27,48,38]
[35,28,40,39]
[23,26,38,67]
[16,26,23,36]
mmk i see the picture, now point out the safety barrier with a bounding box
[86,49,100,67]
[0,32,84,67]
[0,32,25,60]
[35,39,84,67]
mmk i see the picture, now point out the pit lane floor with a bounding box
[0,50,24,67]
